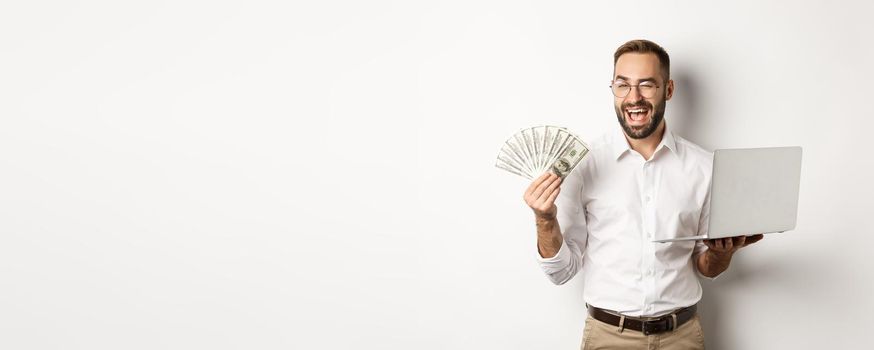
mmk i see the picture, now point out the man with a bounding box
[523,39,764,349]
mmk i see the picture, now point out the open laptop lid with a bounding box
[653,146,802,243]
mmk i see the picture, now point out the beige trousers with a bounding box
[580,314,706,350]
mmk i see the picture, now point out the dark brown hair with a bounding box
[613,39,670,82]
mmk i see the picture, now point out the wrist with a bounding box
[534,212,555,221]
[535,213,556,222]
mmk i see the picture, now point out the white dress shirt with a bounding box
[536,123,713,317]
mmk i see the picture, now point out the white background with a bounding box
[2,1,872,349]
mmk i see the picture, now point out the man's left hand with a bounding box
[704,234,765,257]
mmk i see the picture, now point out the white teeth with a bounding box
[627,109,646,113]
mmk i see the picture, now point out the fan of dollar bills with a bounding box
[494,125,589,180]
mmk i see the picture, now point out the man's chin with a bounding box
[615,106,664,140]
[623,123,654,139]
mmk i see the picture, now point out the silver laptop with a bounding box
[653,147,802,243]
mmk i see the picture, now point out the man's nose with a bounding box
[625,86,645,103]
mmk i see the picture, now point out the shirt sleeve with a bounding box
[535,166,588,285]
[693,183,719,280]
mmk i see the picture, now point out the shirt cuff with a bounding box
[693,250,720,281]
[536,239,570,263]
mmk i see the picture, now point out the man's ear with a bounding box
[665,79,674,101]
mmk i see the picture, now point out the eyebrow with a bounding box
[615,75,658,83]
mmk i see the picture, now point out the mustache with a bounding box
[621,101,653,110]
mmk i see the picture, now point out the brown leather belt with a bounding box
[587,304,697,335]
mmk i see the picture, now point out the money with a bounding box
[495,125,589,180]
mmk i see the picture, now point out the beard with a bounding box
[614,96,666,139]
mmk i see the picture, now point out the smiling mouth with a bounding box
[624,106,651,124]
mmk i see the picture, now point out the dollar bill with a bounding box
[549,136,588,179]
[495,125,589,180]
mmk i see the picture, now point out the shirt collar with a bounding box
[611,122,678,160]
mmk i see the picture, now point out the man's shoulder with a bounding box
[562,131,611,181]
[587,132,614,152]
[673,133,713,167]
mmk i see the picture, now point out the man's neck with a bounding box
[624,121,666,161]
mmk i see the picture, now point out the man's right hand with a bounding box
[523,172,562,219]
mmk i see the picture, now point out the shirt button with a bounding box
[644,195,651,202]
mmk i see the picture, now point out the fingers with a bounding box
[706,235,766,254]
[523,173,562,217]
[544,185,561,205]
[703,239,715,249]
[705,234,767,253]
[537,175,562,202]
[524,172,552,199]
[732,236,745,249]
[745,234,765,246]
[525,173,555,201]
[532,176,561,215]
[526,174,559,204]
[704,239,722,250]
[704,238,734,252]
[533,174,560,200]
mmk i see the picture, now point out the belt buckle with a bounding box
[642,318,671,336]
[642,320,656,336]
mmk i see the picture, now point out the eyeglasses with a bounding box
[610,80,660,98]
